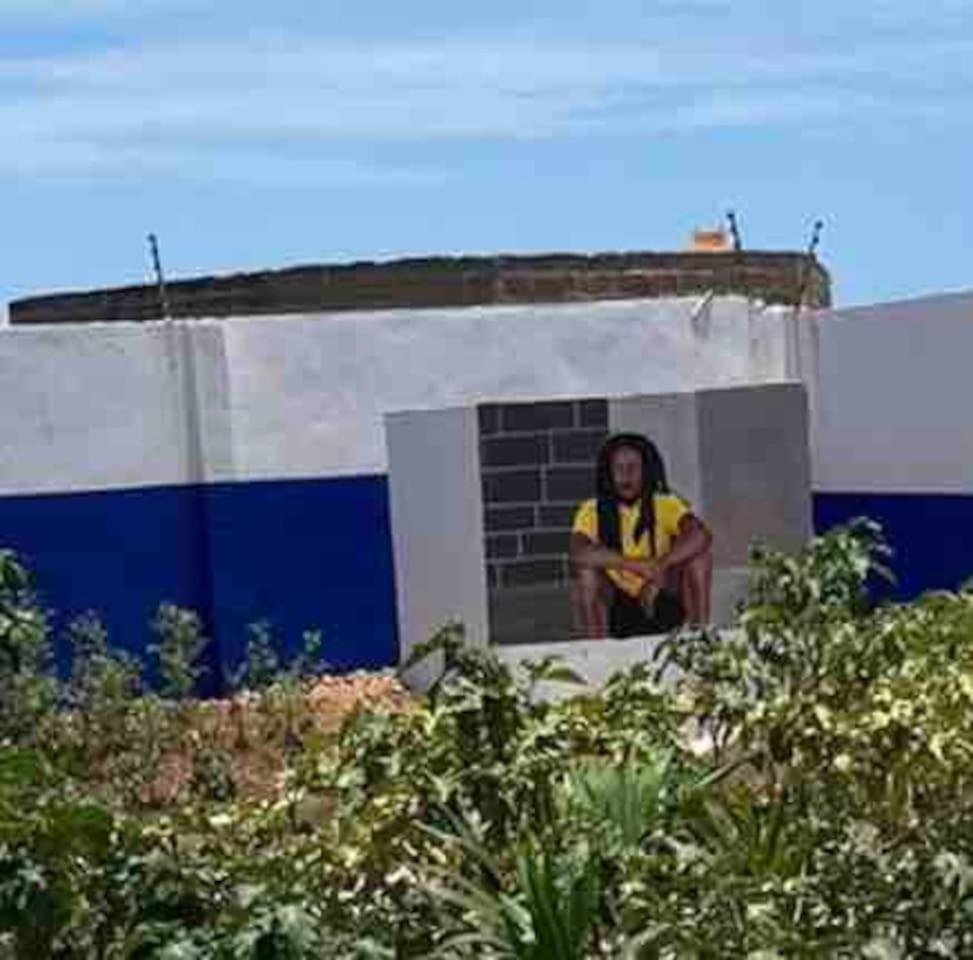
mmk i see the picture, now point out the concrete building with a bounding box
[1,247,970,685]
[0,294,797,683]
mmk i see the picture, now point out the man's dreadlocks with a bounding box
[595,433,669,558]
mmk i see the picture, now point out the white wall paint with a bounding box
[0,322,214,495]
[811,291,973,494]
[10,287,971,502]
[386,406,489,684]
[0,295,791,495]
[222,296,789,480]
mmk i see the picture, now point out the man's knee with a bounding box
[573,565,601,591]
[674,548,713,623]
[572,566,609,609]
[687,546,713,579]
[672,545,713,579]
[571,566,609,637]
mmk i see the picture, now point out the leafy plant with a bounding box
[64,612,141,716]
[0,550,57,745]
[232,620,281,693]
[150,603,209,700]
[430,823,604,960]
[3,521,973,956]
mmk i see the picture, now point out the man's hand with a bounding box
[631,560,668,614]
[636,579,659,612]
[623,557,667,583]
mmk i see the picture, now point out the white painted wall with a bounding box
[0,323,199,495]
[495,636,674,691]
[9,285,971,504]
[0,295,793,495]
[809,291,973,494]
[0,321,235,497]
[222,296,792,480]
[386,406,489,686]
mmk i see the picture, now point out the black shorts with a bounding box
[609,588,684,638]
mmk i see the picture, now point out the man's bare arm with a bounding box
[570,514,712,583]
[656,515,712,573]
[570,533,647,576]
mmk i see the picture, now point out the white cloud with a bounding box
[0,29,969,181]
[0,0,198,19]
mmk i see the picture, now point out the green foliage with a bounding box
[232,623,328,693]
[4,522,973,956]
[291,629,327,681]
[431,826,604,959]
[150,603,209,699]
[565,752,676,848]
[0,550,57,744]
[233,620,281,692]
[65,612,141,714]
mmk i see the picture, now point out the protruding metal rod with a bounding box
[148,232,172,322]
[807,219,824,258]
[794,218,825,310]
[726,210,742,251]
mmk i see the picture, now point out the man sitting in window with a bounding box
[570,433,713,639]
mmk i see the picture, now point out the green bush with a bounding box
[3,521,973,956]
[0,550,57,745]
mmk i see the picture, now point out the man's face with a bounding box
[610,446,644,503]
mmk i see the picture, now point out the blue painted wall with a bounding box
[0,475,399,692]
[204,476,399,680]
[814,492,973,600]
[7,480,972,691]
[0,484,210,680]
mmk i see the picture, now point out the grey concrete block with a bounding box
[494,635,680,691]
[710,567,751,625]
[478,404,500,436]
[551,429,608,464]
[488,584,574,646]
[578,399,609,428]
[482,433,550,467]
[483,469,542,503]
[545,466,594,503]
[500,557,567,587]
[522,530,571,557]
[486,534,520,559]
[501,401,575,433]
[485,505,536,532]
[538,504,578,528]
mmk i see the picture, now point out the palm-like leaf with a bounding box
[426,821,603,959]
[567,750,674,847]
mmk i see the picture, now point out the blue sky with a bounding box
[2,0,970,312]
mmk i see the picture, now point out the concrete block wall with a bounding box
[9,251,832,325]
[478,399,611,646]
[480,399,609,591]
[496,386,810,646]
[389,383,813,658]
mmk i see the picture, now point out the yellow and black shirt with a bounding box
[572,494,690,598]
